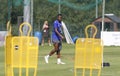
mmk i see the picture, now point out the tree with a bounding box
[0,0,120,36]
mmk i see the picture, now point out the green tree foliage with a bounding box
[0,0,120,37]
[0,0,7,31]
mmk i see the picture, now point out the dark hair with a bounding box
[57,14,62,17]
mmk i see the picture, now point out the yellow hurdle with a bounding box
[5,21,13,76]
[5,22,39,76]
[74,24,103,76]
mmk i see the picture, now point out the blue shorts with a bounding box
[52,39,62,54]
[52,40,62,50]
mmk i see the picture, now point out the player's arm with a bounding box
[55,28,64,39]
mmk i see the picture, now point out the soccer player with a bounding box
[44,14,65,64]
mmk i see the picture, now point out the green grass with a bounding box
[0,43,120,76]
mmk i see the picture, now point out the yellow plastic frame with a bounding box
[74,24,103,76]
[5,22,39,76]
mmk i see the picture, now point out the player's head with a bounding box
[57,14,62,22]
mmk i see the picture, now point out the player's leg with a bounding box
[56,42,65,64]
[44,43,58,63]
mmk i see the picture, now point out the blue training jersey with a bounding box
[52,20,62,42]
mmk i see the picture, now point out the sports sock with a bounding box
[46,55,50,58]
[57,58,61,63]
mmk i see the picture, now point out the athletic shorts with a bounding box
[52,40,62,54]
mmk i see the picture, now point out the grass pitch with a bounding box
[0,43,120,76]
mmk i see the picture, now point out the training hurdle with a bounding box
[5,21,13,76]
[5,22,39,76]
[74,25,103,76]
